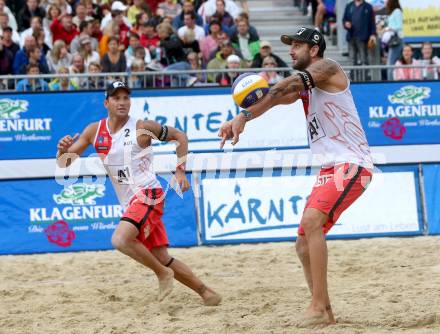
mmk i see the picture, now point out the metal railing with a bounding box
[0,64,439,92]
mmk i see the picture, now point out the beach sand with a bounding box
[1,236,440,334]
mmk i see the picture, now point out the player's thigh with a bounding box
[112,220,140,245]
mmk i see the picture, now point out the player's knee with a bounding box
[152,247,171,265]
[300,214,322,234]
[295,237,309,258]
[111,232,130,251]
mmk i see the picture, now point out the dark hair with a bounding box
[130,32,140,40]
[107,36,119,45]
[386,0,402,15]
[26,62,39,73]
[79,20,92,32]
[399,44,412,65]
[184,11,196,20]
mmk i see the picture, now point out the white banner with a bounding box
[130,93,308,152]
[201,171,420,242]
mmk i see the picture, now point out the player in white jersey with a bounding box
[219,27,373,327]
[56,81,221,306]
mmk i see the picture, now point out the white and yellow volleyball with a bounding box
[231,73,269,109]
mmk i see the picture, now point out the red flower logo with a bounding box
[381,117,406,140]
[44,220,75,247]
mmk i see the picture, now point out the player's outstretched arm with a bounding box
[218,90,299,148]
[140,120,190,192]
[268,58,339,98]
[56,123,96,168]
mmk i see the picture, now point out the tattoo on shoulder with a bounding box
[309,59,340,82]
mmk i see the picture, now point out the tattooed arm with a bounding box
[268,58,340,99]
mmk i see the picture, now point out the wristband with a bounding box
[240,109,252,121]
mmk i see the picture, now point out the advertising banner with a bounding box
[353,82,440,146]
[400,0,440,42]
[423,164,440,235]
[199,166,422,244]
[0,175,197,255]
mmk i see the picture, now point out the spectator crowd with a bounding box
[0,0,290,91]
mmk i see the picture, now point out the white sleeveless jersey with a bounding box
[299,63,373,168]
[93,116,161,208]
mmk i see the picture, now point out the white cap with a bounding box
[111,1,128,11]
[227,54,241,64]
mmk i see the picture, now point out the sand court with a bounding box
[1,236,440,334]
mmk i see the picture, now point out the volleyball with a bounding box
[231,73,269,109]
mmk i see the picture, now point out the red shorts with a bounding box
[121,188,168,250]
[298,163,372,236]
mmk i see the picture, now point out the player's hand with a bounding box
[218,114,246,148]
[57,133,79,154]
[173,169,190,193]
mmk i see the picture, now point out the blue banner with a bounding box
[423,164,440,235]
[0,174,197,255]
[352,82,440,146]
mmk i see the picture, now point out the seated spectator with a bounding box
[16,63,49,91]
[17,0,46,32]
[393,44,422,81]
[81,61,106,89]
[19,16,51,48]
[0,0,17,32]
[70,20,98,55]
[207,40,243,82]
[43,4,61,36]
[0,12,19,44]
[46,39,72,73]
[49,66,77,90]
[18,45,49,74]
[200,20,224,64]
[187,51,206,84]
[132,11,150,35]
[101,36,127,73]
[172,0,203,30]
[32,27,50,56]
[69,52,86,87]
[198,0,241,23]
[128,58,146,88]
[100,2,131,31]
[72,3,93,28]
[50,13,78,46]
[229,12,259,39]
[0,33,13,74]
[419,42,440,80]
[216,54,241,86]
[178,12,205,42]
[78,36,100,68]
[99,21,120,58]
[208,0,234,29]
[111,7,132,49]
[158,0,182,19]
[231,18,260,65]
[84,0,103,21]
[156,21,186,66]
[139,20,160,51]
[2,26,19,59]
[125,32,152,68]
[251,40,287,70]
[128,0,151,26]
[12,35,35,73]
[259,56,283,84]
[56,0,73,15]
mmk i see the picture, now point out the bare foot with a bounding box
[297,305,335,328]
[201,287,222,306]
[157,268,174,302]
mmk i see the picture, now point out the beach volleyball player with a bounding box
[219,27,373,326]
[56,81,221,306]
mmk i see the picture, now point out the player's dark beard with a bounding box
[293,54,311,71]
